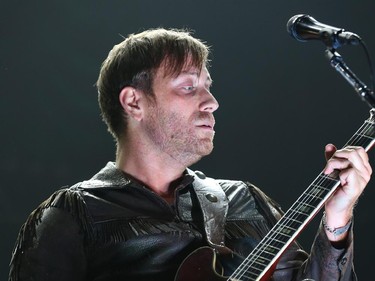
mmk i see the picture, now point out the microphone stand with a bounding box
[325,49,375,108]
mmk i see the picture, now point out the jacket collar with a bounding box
[77,162,194,190]
[77,162,132,189]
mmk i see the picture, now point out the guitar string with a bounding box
[230,170,341,281]
[230,120,373,281]
[237,120,375,281]
[229,119,374,281]
[232,120,375,281]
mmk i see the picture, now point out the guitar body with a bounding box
[174,247,227,281]
[175,246,274,281]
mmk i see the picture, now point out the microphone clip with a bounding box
[326,49,375,108]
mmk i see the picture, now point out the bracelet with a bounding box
[322,212,352,237]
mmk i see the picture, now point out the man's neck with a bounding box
[115,142,187,196]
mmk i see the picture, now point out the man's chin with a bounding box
[184,144,213,166]
[198,142,214,157]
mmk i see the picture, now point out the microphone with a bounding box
[286,14,361,49]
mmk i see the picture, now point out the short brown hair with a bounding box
[96,28,210,140]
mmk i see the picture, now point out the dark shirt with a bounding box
[9,162,355,280]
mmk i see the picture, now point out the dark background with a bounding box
[2,0,375,279]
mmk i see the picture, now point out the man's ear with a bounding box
[119,86,143,121]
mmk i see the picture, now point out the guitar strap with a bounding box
[187,169,229,253]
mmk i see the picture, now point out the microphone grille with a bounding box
[286,14,313,42]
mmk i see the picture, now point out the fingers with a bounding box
[324,146,372,184]
[324,145,372,221]
[324,143,337,161]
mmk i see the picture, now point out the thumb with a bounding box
[325,143,337,161]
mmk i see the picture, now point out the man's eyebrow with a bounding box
[176,70,212,85]
[179,70,200,76]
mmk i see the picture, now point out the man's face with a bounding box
[142,63,219,166]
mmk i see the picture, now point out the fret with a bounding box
[278,225,296,234]
[281,216,302,224]
[277,215,305,231]
[270,232,291,241]
[305,186,326,200]
[346,121,375,147]
[245,270,260,280]
[253,258,271,267]
[295,202,315,213]
[354,132,373,141]
[264,244,280,251]
[270,233,290,245]
[311,174,339,188]
[260,240,283,249]
[297,201,315,208]
[244,261,268,276]
[288,208,310,217]
[255,244,282,258]
[298,194,324,206]
[271,225,295,237]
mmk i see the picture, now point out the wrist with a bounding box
[322,211,352,239]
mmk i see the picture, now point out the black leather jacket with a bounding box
[9,162,355,281]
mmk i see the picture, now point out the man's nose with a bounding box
[200,90,219,113]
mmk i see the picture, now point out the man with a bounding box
[9,28,372,281]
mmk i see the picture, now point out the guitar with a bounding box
[175,109,375,281]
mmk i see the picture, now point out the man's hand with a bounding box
[323,143,372,241]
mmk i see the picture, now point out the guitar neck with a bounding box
[229,109,375,281]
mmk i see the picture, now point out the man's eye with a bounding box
[182,86,196,91]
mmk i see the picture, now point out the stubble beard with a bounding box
[145,105,214,167]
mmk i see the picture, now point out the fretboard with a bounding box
[229,109,375,281]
